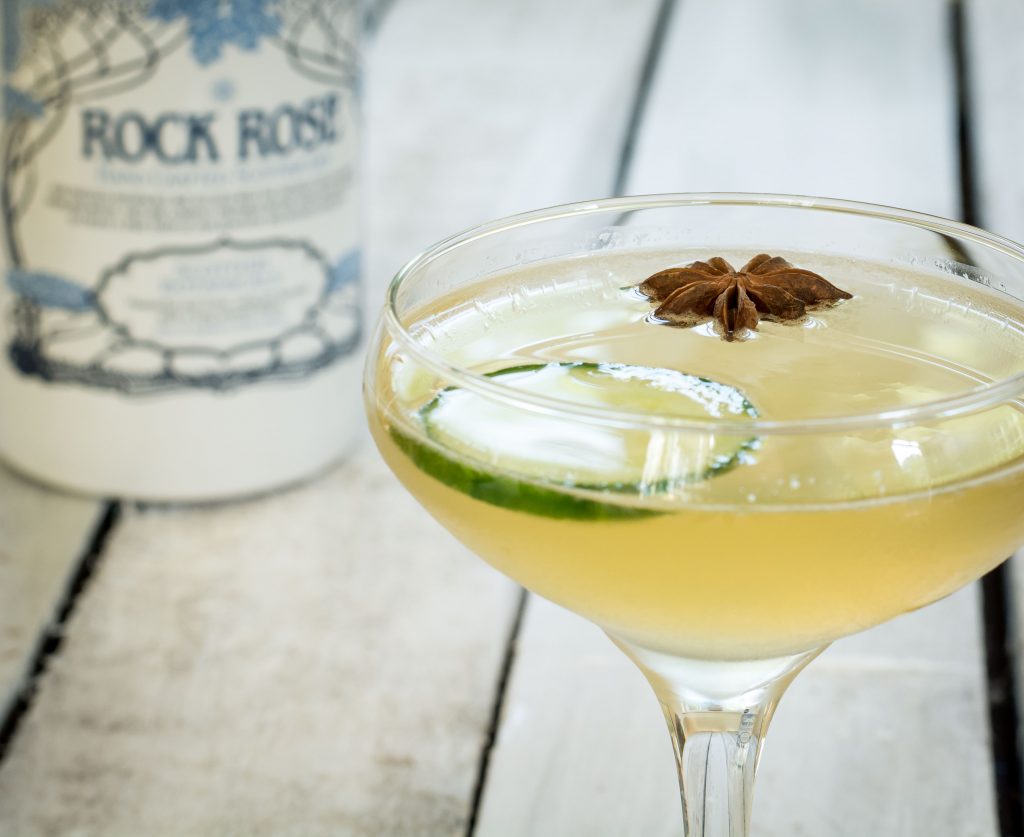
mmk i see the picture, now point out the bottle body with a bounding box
[0,1,363,500]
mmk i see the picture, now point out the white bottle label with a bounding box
[2,0,361,395]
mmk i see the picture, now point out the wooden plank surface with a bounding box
[0,0,664,834]
[0,456,515,836]
[965,0,1024,789]
[627,0,957,212]
[965,0,1024,242]
[0,468,103,723]
[364,0,662,290]
[476,1,1000,834]
[477,591,993,837]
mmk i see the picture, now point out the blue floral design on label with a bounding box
[148,0,283,66]
[6,270,96,311]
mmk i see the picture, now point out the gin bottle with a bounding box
[0,0,363,499]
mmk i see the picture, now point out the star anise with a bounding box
[638,254,852,341]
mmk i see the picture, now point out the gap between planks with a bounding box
[466,590,527,837]
[611,0,680,199]
[0,502,121,764]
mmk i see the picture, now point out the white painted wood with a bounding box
[756,596,996,836]
[477,1,1000,834]
[965,0,1024,243]
[627,0,957,216]
[364,0,661,303]
[476,597,681,837]
[0,0,663,833]
[0,467,102,721]
[0,451,517,836]
[965,0,1024,771]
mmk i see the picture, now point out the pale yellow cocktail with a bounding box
[371,250,1024,660]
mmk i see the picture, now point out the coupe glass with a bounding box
[364,194,1024,835]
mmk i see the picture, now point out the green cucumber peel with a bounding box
[389,428,660,520]
[393,362,759,521]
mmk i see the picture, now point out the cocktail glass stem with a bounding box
[612,637,826,836]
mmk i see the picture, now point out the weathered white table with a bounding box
[1,1,1023,834]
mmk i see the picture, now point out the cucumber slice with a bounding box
[391,362,758,520]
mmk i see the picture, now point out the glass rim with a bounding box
[383,192,1024,435]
